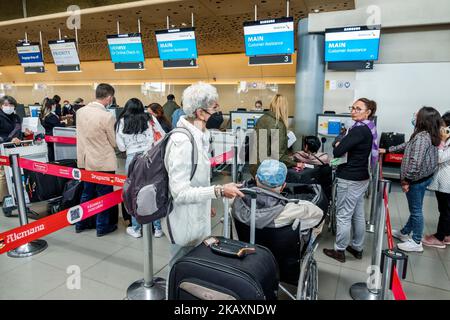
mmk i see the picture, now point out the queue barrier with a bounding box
[350,156,408,301]
[0,146,236,299]
[45,135,77,145]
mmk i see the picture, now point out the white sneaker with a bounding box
[126,227,142,238]
[154,229,164,238]
[392,229,410,242]
[397,239,424,252]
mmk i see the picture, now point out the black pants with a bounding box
[435,191,450,241]
[47,142,55,162]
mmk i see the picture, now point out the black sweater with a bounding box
[333,125,373,181]
[41,113,65,136]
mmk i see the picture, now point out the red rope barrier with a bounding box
[45,135,77,145]
[0,190,123,254]
[379,156,407,300]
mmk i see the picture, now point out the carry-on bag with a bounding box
[168,188,279,300]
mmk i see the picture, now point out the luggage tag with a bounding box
[203,236,219,247]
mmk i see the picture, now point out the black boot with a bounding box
[323,248,346,263]
[346,246,363,259]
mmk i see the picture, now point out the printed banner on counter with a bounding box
[19,158,126,187]
[0,190,123,254]
[45,135,77,145]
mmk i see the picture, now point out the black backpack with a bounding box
[122,128,197,240]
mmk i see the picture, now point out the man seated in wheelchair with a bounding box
[232,159,324,285]
[293,136,330,166]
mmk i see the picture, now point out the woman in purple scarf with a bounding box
[324,98,378,263]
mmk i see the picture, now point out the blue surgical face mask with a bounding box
[411,117,416,127]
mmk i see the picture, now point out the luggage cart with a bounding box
[1,140,48,214]
[53,127,77,161]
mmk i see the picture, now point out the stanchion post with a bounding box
[367,161,380,233]
[379,249,408,300]
[223,198,229,238]
[126,223,166,300]
[7,154,47,258]
[350,179,391,300]
[232,133,238,183]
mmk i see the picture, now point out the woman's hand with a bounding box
[401,181,410,193]
[222,183,244,199]
[24,128,33,136]
[211,207,216,218]
[11,137,21,145]
[379,148,386,154]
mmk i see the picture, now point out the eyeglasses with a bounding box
[349,106,367,113]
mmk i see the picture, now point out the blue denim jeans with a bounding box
[401,177,432,243]
[125,153,162,233]
[75,180,115,234]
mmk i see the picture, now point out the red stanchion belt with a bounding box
[0,156,10,166]
[210,149,235,167]
[45,135,77,145]
[0,190,122,254]
[383,177,407,300]
[19,158,126,187]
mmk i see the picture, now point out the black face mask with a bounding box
[206,111,224,129]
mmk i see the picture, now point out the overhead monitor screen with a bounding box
[48,39,80,66]
[16,43,44,67]
[106,33,145,63]
[155,27,198,61]
[325,25,381,62]
[243,17,294,56]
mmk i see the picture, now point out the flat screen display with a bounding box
[106,33,145,63]
[243,17,294,56]
[155,27,198,61]
[16,43,44,67]
[325,25,381,62]
[48,39,80,66]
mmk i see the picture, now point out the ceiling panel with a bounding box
[0,0,354,66]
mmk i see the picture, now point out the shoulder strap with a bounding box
[168,127,198,180]
[311,153,326,166]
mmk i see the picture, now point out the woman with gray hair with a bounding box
[162,82,244,268]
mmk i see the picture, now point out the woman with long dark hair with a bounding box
[424,112,450,248]
[115,98,165,238]
[383,106,441,252]
[40,98,65,162]
[148,102,173,133]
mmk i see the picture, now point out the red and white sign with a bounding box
[0,156,9,166]
[385,153,403,164]
[0,190,123,254]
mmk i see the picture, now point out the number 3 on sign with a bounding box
[284,55,289,63]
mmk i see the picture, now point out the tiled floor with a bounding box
[0,164,449,300]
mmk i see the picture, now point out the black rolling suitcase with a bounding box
[168,189,279,300]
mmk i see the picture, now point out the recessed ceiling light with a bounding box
[313,9,320,13]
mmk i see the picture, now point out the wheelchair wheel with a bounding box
[299,257,319,300]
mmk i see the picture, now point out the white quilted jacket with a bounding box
[162,117,217,247]
[429,139,450,193]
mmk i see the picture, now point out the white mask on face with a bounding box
[2,106,14,115]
